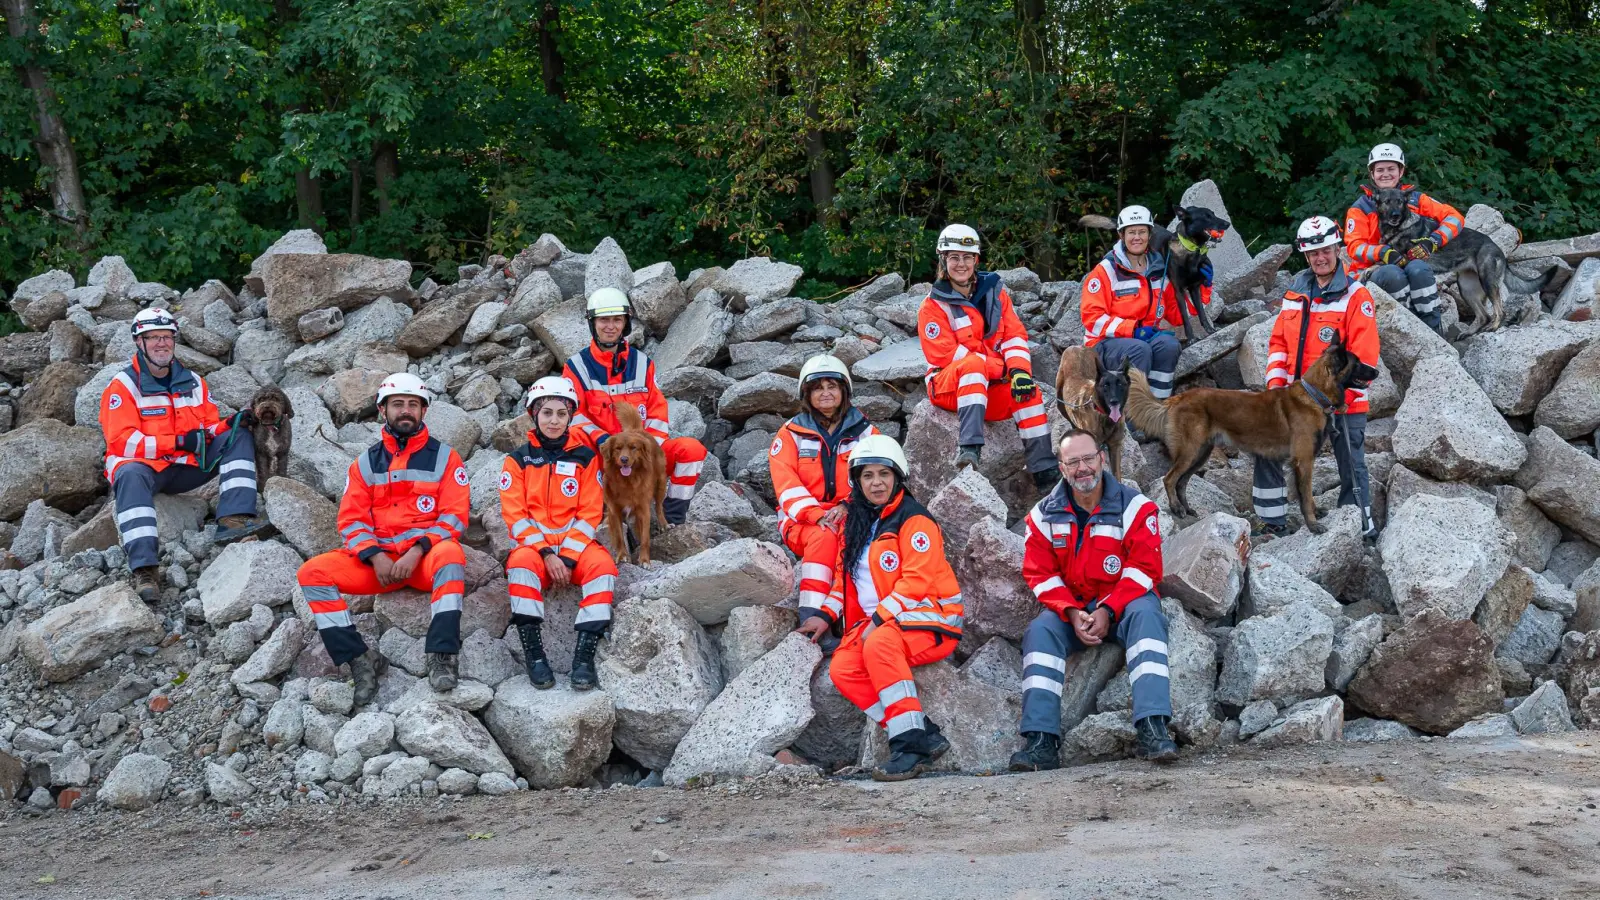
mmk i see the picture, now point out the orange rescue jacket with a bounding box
[100,355,230,480]
[1344,184,1463,273]
[769,408,877,526]
[820,491,964,637]
[563,341,670,447]
[917,272,1033,386]
[336,425,470,561]
[1267,265,1382,414]
[1080,243,1211,347]
[498,430,605,564]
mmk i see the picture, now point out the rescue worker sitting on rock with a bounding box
[1010,427,1178,770]
[499,376,617,692]
[778,354,879,652]
[562,287,708,525]
[296,374,471,706]
[1254,216,1381,538]
[821,434,964,782]
[1344,142,1462,335]
[917,223,1056,490]
[1080,205,1210,408]
[101,307,264,604]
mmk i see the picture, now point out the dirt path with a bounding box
[5,734,1600,899]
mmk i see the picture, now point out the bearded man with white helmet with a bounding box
[916,224,1057,489]
[497,375,617,691]
[1344,142,1463,334]
[1253,216,1382,538]
[561,287,708,524]
[295,373,471,705]
[101,308,264,604]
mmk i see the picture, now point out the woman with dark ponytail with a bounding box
[822,434,965,782]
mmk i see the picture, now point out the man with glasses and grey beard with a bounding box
[1009,428,1177,770]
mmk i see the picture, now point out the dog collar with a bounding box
[1300,381,1335,411]
[1178,234,1207,254]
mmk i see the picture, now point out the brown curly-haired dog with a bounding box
[248,384,294,486]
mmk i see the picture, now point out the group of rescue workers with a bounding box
[95,143,1455,781]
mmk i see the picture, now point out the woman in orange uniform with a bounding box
[499,376,617,691]
[774,355,878,644]
[816,434,964,782]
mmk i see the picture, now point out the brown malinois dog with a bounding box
[1055,346,1127,480]
[1123,336,1363,534]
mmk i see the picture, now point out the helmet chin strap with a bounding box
[135,344,171,377]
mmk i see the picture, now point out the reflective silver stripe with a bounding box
[560,537,587,555]
[1022,651,1067,673]
[510,596,546,618]
[798,589,829,607]
[219,459,256,475]
[1031,575,1065,598]
[1120,496,1155,533]
[582,575,616,598]
[433,563,466,588]
[508,568,543,591]
[340,522,376,537]
[572,520,598,538]
[865,702,886,722]
[897,610,962,628]
[799,562,833,583]
[117,506,157,524]
[344,531,377,549]
[119,526,158,542]
[436,514,465,532]
[646,418,670,433]
[575,604,612,623]
[219,477,255,494]
[1089,524,1123,540]
[885,710,926,737]
[1128,661,1170,685]
[431,593,464,614]
[1021,674,1064,695]
[313,610,352,629]
[673,461,703,478]
[878,679,918,708]
[666,484,695,499]
[1125,638,1168,662]
[1121,567,1154,591]
[302,585,342,602]
[510,518,538,538]
[1252,487,1287,499]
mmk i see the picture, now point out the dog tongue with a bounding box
[1108,407,1123,423]
[620,465,633,477]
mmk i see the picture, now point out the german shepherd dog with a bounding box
[598,401,668,564]
[1124,336,1365,534]
[1055,346,1127,479]
[248,385,294,485]
[1079,205,1232,342]
[1372,187,1557,337]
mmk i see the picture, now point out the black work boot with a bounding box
[215,514,267,546]
[570,631,601,691]
[349,651,380,708]
[1008,731,1062,772]
[132,566,161,605]
[426,652,459,692]
[953,445,982,471]
[921,718,951,761]
[872,729,932,782]
[1135,715,1179,763]
[517,622,556,689]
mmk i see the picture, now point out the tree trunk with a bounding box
[295,169,323,231]
[537,1,565,100]
[348,159,362,226]
[373,140,398,217]
[1017,0,1047,75]
[3,0,87,238]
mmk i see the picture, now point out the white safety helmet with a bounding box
[797,354,852,397]
[1116,205,1154,231]
[848,434,909,479]
[375,372,432,407]
[131,307,178,338]
[585,287,631,319]
[1367,142,1405,170]
[1295,216,1342,253]
[524,375,579,413]
[935,223,981,254]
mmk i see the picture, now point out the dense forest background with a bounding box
[1,0,1597,310]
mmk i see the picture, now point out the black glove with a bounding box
[1009,370,1037,404]
[1407,236,1438,261]
[1377,246,1402,266]
[237,408,258,429]
[176,429,209,453]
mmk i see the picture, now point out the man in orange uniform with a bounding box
[102,309,263,603]
[1080,205,1212,404]
[771,354,876,640]
[1344,142,1463,335]
[917,223,1056,489]
[1255,216,1381,538]
[296,374,471,704]
[562,287,707,524]
[819,435,964,781]
[499,376,616,692]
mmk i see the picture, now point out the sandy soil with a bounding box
[5,733,1600,900]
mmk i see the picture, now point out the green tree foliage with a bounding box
[0,0,1595,313]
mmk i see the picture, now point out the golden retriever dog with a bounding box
[598,401,668,563]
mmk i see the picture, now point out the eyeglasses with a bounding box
[140,334,176,345]
[1061,454,1101,470]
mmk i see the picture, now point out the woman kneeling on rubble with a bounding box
[805,434,964,781]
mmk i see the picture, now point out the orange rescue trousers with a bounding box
[505,542,618,634]
[297,541,466,666]
[782,519,841,620]
[830,619,957,738]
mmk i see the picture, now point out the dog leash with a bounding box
[195,411,247,473]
